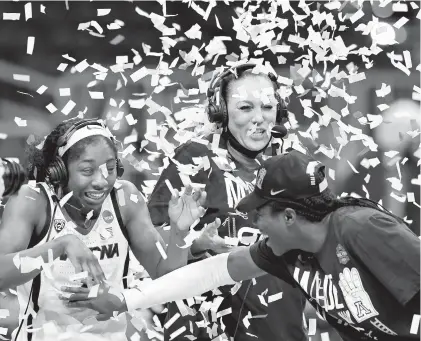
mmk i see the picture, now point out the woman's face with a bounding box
[226,75,278,151]
[66,139,117,212]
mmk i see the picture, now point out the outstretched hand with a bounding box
[168,185,207,231]
[193,218,233,254]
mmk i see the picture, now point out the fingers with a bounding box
[60,292,90,302]
[61,286,90,295]
[65,300,91,309]
[184,185,193,196]
[198,191,207,206]
[88,259,106,284]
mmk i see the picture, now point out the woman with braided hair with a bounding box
[97,148,420,341]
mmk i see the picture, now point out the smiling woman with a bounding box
[0,118,206,341]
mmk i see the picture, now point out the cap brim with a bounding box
[236,191,270,213]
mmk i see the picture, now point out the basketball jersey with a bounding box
[13,182,131,341]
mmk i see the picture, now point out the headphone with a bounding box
[46,119,124,186]
[205,63,289,127]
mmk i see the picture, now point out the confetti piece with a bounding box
[130,67,149,83]
[347,160,359,174]
[69,271,88,281]
[117,189,126,206]
[403,51,412,69]
[125,114,138,126]
[394,17,409,29]
[308,318,317,335]
[97,8,111,16]
[165,179,176,197]
[110,34,125,45]
[26,36,35,55]
[59,191,73,206]
[13,74,30,82]
[57,63,68,72]
[268,292,283,303]
[46,103,57,113]
[321,332,330,341]
[349,9,364,23]
[3,13,20,20]
[14,117,27,127]
[0,310,9,319]
[61,100,76,116]
[25,2,32,20]
[130,194,138,203]
[0,327,8,335]
[164,312,179,329]
[410,315,420,334]
[59,88,71,97]
[154,241,169,261]
[391,192,406,203]
[88,284,100,298]
[74,59,89,73]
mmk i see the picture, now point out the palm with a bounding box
[168,186,207,231]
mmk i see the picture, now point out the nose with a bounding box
[91,169,108,189]
[251,108,264,124]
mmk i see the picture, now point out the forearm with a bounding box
[156,222,189,277]
[0,237,65,291]
[123,253,236,312]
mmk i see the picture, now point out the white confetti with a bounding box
[308,318,317,336]
[3,13,20,20]
[27,36,35,54]
[88,284,100,298]
[410,314,420,334]
[97,8,111,16]
[13,74,30,82]
[24,2,32,20]
[268,292,283,303]
[117,189,126,206]
[59,88,71,97]
[125,114,138,126]
[46,103,57,113]
[61,100,76,116]
[74,59,89,73]
[394,16,409,29]
[14,117,27,127]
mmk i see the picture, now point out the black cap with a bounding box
[236,149,328,212]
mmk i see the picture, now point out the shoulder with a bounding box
[2,184,47,225]
[173,141,213,163]
[113,180,147,223]
[332,206,404,242]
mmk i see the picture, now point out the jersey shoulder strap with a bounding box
[27,183,52,248]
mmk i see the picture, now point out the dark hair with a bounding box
[269,188,408,226]
[25,118,117,182]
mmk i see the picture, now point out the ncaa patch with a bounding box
[336,244,350,265]
[102,210,114,224]
[54,219,66,232]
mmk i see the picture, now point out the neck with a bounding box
[296,218,330,254]
[227,141,260,170]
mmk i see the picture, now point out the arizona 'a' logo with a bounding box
[54,219,66,232]
[256,168,266,189]
[336,244,350,265]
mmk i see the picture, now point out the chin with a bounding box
[244,139,270,152]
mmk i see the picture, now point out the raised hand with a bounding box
[168,185,207,231]
[192,218,233,254]
[338,267,379,323]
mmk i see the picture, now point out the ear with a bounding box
[283,208,296,226]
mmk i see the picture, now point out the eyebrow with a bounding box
[79,158,115,164]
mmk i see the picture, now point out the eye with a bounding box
[107,166,116,174]
[239,105,252,111]
[263,105,274,110]
[82,168,94,175]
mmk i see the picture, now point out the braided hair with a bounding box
[25,118,117,182]
[269,175,408,226]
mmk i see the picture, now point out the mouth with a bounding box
[84,191,107,203]
[249,128,267,138]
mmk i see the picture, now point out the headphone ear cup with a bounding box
[219,97,229,127]
[206,101,225,125]
[47,156,68,186]
[116,158,124,178]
